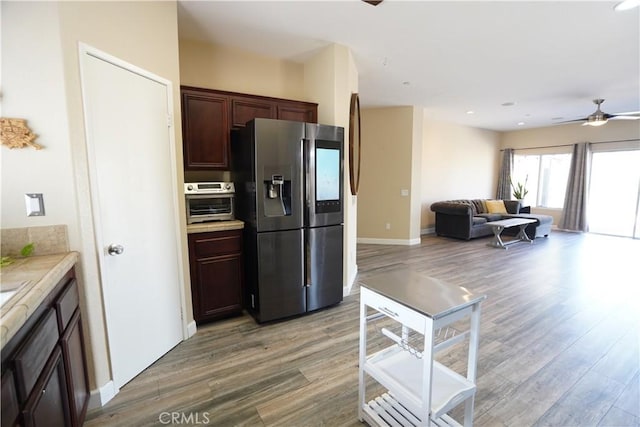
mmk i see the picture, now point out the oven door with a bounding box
[186,194,234,223]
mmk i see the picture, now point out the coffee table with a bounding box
[487,218,537,249]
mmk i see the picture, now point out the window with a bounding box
[512,153,571,208]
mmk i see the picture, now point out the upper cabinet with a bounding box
[276,102,318,123]
[230,96,275,128]
[181,88,230,170]
[181,86,318,171]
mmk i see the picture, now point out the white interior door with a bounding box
[80,49,184,389]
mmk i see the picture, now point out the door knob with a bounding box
[107,244,124,256]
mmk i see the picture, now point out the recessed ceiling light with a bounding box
[615,0,640,11]
[517,122,525,126]
[466,110,475,115]
[502,102,516,107]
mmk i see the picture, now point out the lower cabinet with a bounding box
[188,230,244,323]
[22,347,69,427]
[1,269,89,427]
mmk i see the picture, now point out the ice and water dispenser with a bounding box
[263,172,292,217]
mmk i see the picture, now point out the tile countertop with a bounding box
[187,220,244,234]
[0,252,79,349]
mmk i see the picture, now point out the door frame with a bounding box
[78,43,189,392]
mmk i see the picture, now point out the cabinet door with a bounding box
[181,89,230,170]
[230,96,275,128]
[277,103,317,123]
[22,346,69,427]
[60,311,89,427]
[193,254,243,321]
[1,370,20,427]
[188,230,243,323]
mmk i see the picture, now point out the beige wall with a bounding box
[303,43,359,287]
[358,107,422,243]
[500,120,640,151]
[421,118,501,229]
[2,0,187,404]
[500,120,640,224]
[179,39,305,100]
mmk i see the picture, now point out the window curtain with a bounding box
[559,142,591,231]
[496,148,513,200]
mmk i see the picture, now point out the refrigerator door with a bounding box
[305,124,344,228]
[256,229,305,322]
[254,119,304,232]
[306,225,344,311]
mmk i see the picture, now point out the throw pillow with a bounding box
[486,199,507,214]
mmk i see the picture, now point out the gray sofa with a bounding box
[430,199,553,241]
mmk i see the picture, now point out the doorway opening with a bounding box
[587,150,640,239]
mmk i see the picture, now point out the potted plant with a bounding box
[510,176,529,201]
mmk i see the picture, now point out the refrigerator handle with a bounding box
[305,231,311,287]
[302,138,310,211]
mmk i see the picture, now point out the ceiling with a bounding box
[177,0,640,132]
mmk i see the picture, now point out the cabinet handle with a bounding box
[379,306,398,317]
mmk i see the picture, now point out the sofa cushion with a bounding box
[476,213,503,222]
[471,200,487,214]
[472,216,488,225]
[486,200,507,214]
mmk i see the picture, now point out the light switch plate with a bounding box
[25,193,45,216]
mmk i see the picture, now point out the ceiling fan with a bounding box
[562,99,640,127]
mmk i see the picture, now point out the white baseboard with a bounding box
[186,320,197,338]
[357,237,421,246]
[88,380,117,410]
[343,264,358,297]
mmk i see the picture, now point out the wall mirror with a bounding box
[349,93,361,195]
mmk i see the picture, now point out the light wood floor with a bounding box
[85,231,640,426]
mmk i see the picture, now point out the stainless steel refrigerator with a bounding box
[232,118,344,323]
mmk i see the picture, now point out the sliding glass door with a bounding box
[587,150,640,238]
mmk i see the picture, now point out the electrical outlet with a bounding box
[401,189,409,196]
[385,223,391,230]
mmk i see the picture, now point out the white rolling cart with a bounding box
[358,270,486,427]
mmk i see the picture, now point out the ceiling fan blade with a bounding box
[610,115,640,120]
[555,118,587,124]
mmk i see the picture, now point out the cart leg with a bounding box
[464,395,475,427]
[358,296,367,422]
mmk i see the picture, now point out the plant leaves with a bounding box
[20,243,35,257]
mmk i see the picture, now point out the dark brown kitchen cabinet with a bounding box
[181,88,230,170]
[230,96,275,128]
[188,230,244,323]
[277,102,317,123]
[1,370,20,427]
[22,346,69,427]
[59,311,89,427]
[181,86,317,171]
[1,269,89,427]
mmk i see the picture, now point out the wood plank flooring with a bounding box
[85,231,640,426]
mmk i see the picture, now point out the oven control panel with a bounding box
[185,182,235,194]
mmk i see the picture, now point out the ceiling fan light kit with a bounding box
[583,119,608,127]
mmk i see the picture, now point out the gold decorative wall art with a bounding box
[0,118,43,150]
